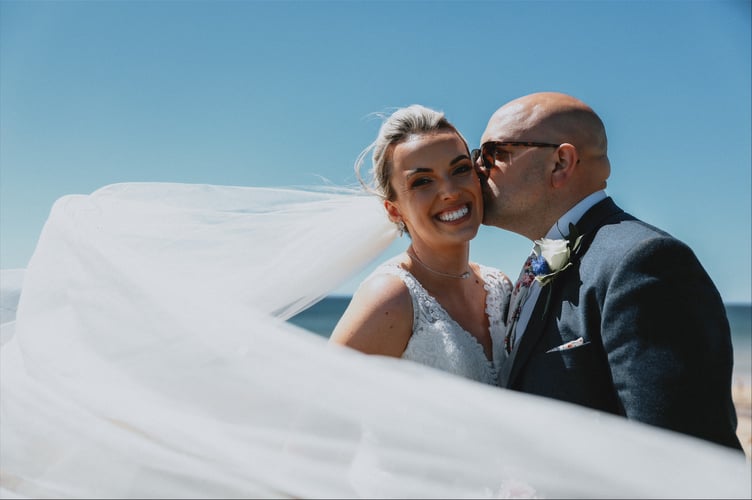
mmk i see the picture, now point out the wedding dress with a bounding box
[374,263,511,385]
[1,182,749,499]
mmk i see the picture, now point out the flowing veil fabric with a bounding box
[1,182,749,499]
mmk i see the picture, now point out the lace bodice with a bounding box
[375,263,512,385]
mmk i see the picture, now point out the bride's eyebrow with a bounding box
[405,155,470,178]
[450,154,470,165]
[405,167,432,179]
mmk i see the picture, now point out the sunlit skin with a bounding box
[477,142,559,240]
[329,131,494,359]
[385,131,482,258]
[478,92,610,240]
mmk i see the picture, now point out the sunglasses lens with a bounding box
[481,144,495,170]
[473,146,494,171]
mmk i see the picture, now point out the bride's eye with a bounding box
[409,177,432,189]
[453,165,472,175]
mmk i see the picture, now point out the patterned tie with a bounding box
[504,252,537,354]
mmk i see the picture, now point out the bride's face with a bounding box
[385,131,482,246]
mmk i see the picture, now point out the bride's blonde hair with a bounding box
[355,104,470,203]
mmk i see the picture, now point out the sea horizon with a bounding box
[290,299,752,382]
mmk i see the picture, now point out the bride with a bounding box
[1,119,749,498]
[330,105,512,384]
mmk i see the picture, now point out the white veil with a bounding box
[1,182,749,499]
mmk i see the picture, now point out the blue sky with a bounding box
[1,0,750,302]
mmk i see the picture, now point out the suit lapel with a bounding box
[502,280,554,387]
[501,197,624,388]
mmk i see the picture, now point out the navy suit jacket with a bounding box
[499,197,742,451]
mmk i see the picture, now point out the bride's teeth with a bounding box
[438,206,469,222]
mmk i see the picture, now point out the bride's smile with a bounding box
[384,131,482,245]
[436,203,471,223]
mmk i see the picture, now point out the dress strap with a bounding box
[477,264,511,331]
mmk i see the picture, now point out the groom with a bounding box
[475,92,742,451]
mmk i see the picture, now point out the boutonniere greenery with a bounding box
[531,223,584,286]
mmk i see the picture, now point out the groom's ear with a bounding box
[551,143,579,188]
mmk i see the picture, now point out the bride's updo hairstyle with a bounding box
[355,104,470,204]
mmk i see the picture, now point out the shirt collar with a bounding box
[544,190,607,239]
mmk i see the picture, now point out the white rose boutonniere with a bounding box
[531,223,583,286]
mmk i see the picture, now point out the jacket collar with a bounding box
[543,191,607,239]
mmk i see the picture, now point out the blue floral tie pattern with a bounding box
[504,252,537,354]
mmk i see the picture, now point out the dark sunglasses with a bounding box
[471,141,561,171]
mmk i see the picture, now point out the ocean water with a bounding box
[726,304,752,378]
[289,299,752,379]
[288,296,352,337]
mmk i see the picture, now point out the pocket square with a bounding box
[546,337,590,353]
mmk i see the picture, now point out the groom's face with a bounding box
[478,109,553,234]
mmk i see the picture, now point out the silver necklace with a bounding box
[409,249,470,279]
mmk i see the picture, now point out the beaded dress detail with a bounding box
[376,263,512,385]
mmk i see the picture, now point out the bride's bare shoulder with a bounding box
[328,260,413,356]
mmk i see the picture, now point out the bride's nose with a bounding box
[438,177,462,200]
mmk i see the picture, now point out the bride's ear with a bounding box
[384,200,402,224]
